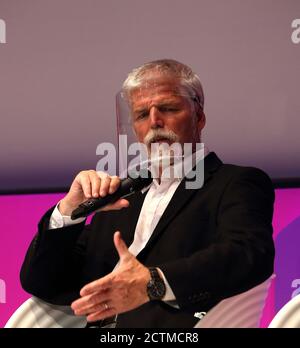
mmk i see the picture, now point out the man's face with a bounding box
[130,76,205,152]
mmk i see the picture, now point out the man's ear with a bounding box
[197,110,206,132]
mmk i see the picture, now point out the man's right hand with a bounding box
[59,170,129,216]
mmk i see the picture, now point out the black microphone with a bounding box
[71,170,152,220]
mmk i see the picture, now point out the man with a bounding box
[20,59,275,328]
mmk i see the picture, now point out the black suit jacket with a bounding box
[20,152,275,328]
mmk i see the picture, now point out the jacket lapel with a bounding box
[137,152,223,258]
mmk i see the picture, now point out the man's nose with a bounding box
[149,106,164,128]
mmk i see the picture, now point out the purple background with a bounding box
[1,188,300,328]
[1,0,300,191]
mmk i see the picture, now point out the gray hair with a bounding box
[122,59,204,111]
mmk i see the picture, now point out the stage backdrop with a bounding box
[1,188,300,328]
[0,0,300,192]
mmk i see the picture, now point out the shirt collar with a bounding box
[141,144,210,192]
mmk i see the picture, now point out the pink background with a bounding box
[0,193,64,327]
[1,188,300,327]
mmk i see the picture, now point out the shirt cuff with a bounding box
[49,202,86,229]
[157,268,176,302]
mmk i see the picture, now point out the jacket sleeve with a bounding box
[20,205,90,305]
[158,167,275,311]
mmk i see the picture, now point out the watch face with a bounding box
[153,281,166,298]
[147,268,166,300]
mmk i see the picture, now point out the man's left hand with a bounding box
[71,231,151,322]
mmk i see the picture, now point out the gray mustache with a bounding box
[144,129,179,146]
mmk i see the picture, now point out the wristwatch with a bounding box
[146,267,166,300]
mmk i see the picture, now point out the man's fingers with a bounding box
[71,293,95,311]
[114,231,130,261]
[100,198,129,212]
[88,171,101,198]
[80,274,112,297]
[99,174,111,197]
[72,287,110,308]
[78,173,92,199]
[73,298,112,316]
[109,176,121,194]
[115,199,130,209]
[71,290,109,314]
[86,307,116,322]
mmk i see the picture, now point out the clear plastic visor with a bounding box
[115,79,203,180]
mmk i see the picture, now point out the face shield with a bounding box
[115,78,205,186]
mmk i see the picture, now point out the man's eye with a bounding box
[135,111,149,120]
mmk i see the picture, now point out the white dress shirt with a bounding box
[49,146,209,303]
